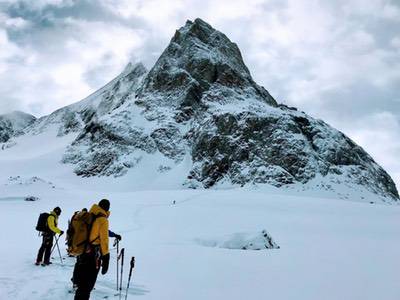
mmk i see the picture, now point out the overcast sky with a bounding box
[0,0,399,188]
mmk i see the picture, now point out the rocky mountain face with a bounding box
[6,18,399,200]
[0,111,36,143]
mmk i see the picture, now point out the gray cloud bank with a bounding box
[0,0,399,188]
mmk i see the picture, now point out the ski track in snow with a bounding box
[129,191,209,232]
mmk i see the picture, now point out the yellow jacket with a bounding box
[89,204,110,255]
[47,211,61,234]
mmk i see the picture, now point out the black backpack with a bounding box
[36,212,50,232]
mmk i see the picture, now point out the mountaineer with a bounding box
[35,206,64,266]
[73,199,112,300]
[67,207,121,291]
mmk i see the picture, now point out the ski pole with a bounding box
[114,238,120,290]
[54,235,63,264]
[119,248,125,300]
[125,257,135,300]
[50,235,59,255]
[50,233,63,256]
[50,230,64,254]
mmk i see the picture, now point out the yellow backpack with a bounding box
[66,210,96,256]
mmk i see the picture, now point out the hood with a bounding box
[50,211,58,218]
[89,204,110,218]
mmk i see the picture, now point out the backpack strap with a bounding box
[88,215,102,244]
[81,214,100,250]
[46,214,56,233]
[89,236,100,244]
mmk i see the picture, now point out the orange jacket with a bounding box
[89,204,110,255]
[47,211,62,234]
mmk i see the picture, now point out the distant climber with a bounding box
[73,199,113,300]
[35,206,64,266]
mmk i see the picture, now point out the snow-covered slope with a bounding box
[0,18,398,202]
[27,62,147,137]
[0,111,36,143]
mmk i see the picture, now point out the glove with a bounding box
[59,230,64,236]
[115,234,122,241]
[101,253,110,275]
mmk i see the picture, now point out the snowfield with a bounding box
[1,180,400,300]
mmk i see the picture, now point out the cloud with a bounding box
[0,1,148,115]
[0,0,399,189]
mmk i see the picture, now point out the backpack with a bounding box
[67,210,96,256]
[36,212,50,232]
[66,211,78,251]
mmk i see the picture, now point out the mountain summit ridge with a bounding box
[1,18,398,201]
[140,18,277,111]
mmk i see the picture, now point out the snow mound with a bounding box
[196,230,279,250]
[5,176,56,188]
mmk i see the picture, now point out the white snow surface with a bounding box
[1,182,400,300]
[0,132,400,300]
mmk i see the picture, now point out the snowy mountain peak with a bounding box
[1,111,36,129]
[140,18,277,112]
[174,18,252,78]
[122,61,147,78]
[0,111,36,142]
[1,19,398,202]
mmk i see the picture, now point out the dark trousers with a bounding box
[74,250,101,300]
[72,258,79,285]
[36,232,54,263]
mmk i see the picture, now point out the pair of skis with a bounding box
[115,239,135,300]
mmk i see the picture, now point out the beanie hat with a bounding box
[98,199,110,212]
[54,206,62,216]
